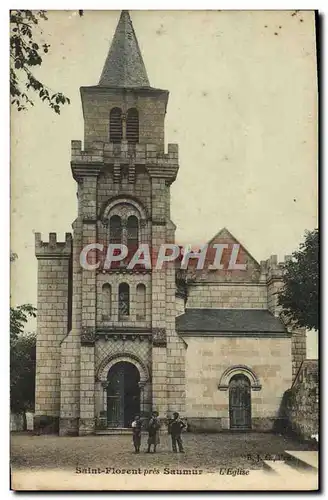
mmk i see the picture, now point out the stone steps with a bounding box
[263,460,294,475]
[284,450,318,471]
[263,450,318,476]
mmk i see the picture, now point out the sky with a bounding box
[10,10,318,356]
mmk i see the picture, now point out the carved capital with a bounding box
[81,326,95,346]
[152,328,167,347]
[140,219,147,228]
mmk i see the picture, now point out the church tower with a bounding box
[35,11,184,436]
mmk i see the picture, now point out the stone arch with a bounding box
[97,352,150,385]
[218,365,261,391]
[100,195,148,223]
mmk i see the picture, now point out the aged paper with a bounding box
[10,10,318,491]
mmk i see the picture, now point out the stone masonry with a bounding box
[34,11,307,435]
[284,360,319,439]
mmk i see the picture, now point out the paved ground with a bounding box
[11,431,317,473]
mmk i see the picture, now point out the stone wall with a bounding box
[96,272,152,327]
[11,412,34,431]
[283,359,319,440]
[80,88,168,150]
[187,283,268,309]
[183,335,292,431]
[97,170,152,217]
[291,327,307,379]
[34,233,72,431]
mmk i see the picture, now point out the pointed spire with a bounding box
[99,11,150,88]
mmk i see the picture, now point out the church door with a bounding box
[229,374,251,430]
[107,361,140,427]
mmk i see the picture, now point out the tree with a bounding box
[10,303,37,428]
[10,303,36,343]
[278,229,319,331]
[10,333,36,421]
[10,10,70,113]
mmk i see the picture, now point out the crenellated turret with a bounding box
[35,232,72,258]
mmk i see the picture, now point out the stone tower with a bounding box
[35,10,185,436]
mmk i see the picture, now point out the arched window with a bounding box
[127,215,139,249]
[110,107,123,143]
[109,215,122,244]
[136,284,146,320]
[126,108,139,144]
[102,283,111,319]
[119,283,130,318]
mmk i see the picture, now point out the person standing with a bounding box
[169,412,186,453]
[131,415,142,453]
[147,411,160,453]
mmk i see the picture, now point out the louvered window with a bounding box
[110,107,123,143]
[126,108,139,144]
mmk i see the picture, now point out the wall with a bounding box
[284,360,319,440]
[187,283,268,309]
[183,335,292,431]
[34,233,72,432]
[96,272,152,328]
[97,170,152,216]
[81,88,167,150]
[10,412,34,431]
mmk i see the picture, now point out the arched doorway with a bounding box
[229,374,251,430]
[107,361,140,427]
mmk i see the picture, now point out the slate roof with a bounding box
[176,309,288,335]
[99,11,150,88]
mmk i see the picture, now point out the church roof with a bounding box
[176,309,289,336]
[98,10,150,88]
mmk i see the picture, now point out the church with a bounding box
[34,11,306,436]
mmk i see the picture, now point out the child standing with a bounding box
[131,415,142,453]
[169,412,186,453]
[147,411,160,453]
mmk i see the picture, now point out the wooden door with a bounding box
[107,363,125,427]
[107,361,140,428]
[229,374,251,430]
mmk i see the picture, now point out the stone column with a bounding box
[150,178,168,419]
[138,381,145,416]
[79,173,99,435]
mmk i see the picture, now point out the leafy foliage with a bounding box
[278,229,319,331]
[10,304,37,415]
[10,303,36,343]
[10,10,70,113]
[10,332,36,414]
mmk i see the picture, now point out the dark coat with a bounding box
[169,418,186,436]
[132,420,142,436]
[147,417,160,445]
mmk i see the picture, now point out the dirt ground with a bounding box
[11,431,317,473]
